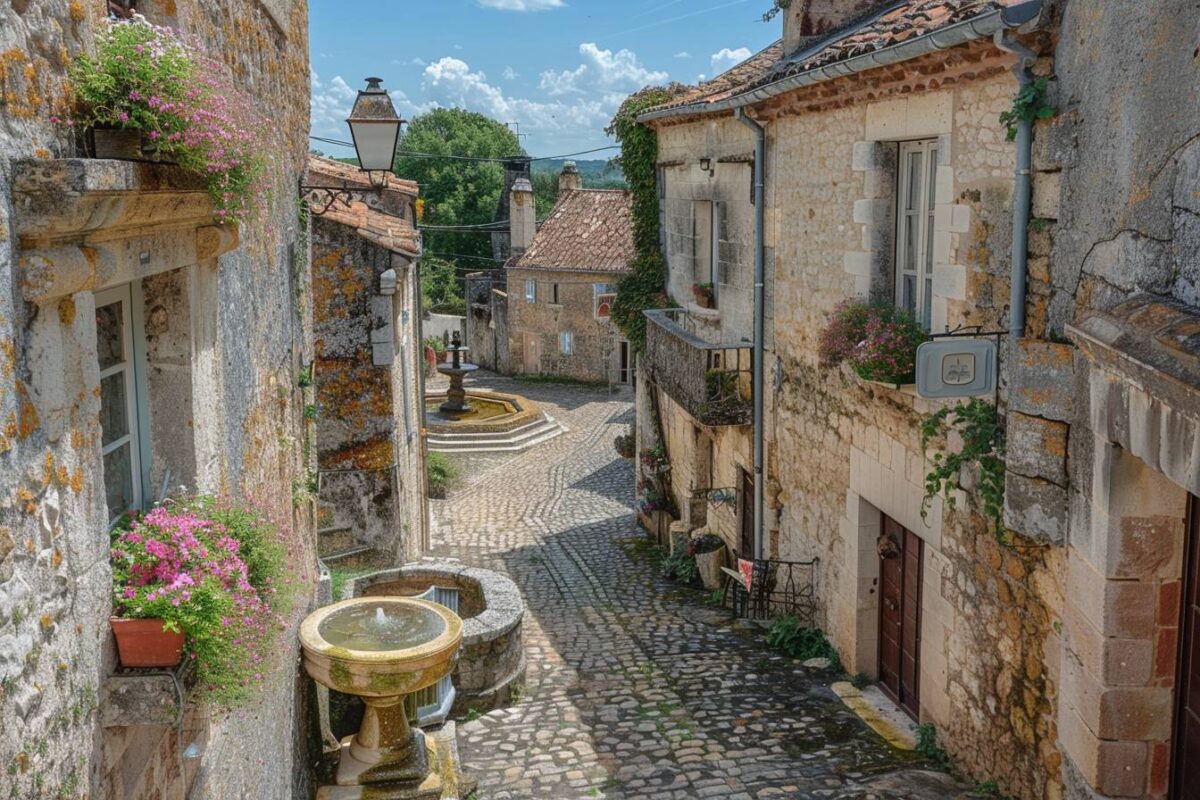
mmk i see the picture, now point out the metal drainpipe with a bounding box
[735,108,767,560]
[995,30,1039,341]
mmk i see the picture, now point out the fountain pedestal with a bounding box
[436,332,480,419]
[300,598,474,800]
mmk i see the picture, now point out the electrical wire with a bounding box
[309,135,620,164]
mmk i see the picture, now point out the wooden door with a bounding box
[878,516,922,720]
[739,468,755,559]
[1173,495,1200,798]
[523,334,540,374]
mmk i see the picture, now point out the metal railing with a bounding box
[643,308,753,427]
[724,556,819,624]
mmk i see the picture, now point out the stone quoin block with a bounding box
[1004,473,1068,543]
[1007,412,1069,486]
[1010,339,1076,422]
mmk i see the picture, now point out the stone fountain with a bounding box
[436,331,478,419]
[300,597,472,799]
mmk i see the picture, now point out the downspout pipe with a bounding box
[735,108,767,561]
[995,30,1039,341]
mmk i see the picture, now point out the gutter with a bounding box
[735,109,768,561]
[994,30,1039,341]
[638,0,1043,124]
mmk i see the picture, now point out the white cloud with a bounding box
[711,46,752,75]
[674,51,691,59]
[539,42,668,96]
[502,66,519,80]
[477,0,563,9]
[422,56,615,151]
[394,57,427,67]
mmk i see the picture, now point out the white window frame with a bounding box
[524,279,537,304]
[95,284,147,525]
[559,330,574,355]
[593,283,617,320]
[895,139,939,330]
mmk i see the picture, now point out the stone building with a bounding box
[307,155,428,566]
[505,168,635,383]
[0,2,316,798]
[634,0,1200,797]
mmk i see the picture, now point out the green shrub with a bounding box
[766,617,840,668]
[427,453,459,498]
[916,723,955,771]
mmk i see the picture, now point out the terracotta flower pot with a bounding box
[111,618,185,668]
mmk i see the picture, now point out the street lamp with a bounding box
[347,77,403,174]
[302,77,405,215]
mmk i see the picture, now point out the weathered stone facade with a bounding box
[0,2,316,798]
[309,157,428,564]
[506,266,628,383]
[640,10,1066,800]
[502,180,635,385]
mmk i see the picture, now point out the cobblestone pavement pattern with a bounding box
[429,373,961,800]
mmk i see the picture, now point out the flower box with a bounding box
[89,126,168,163]
[691,283,715,309]
[111,618,185,668]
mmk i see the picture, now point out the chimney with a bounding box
[558,161,582,194]
[509,177,536,256]
[783,0,890,57]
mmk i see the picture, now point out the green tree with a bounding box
[396,109,525,311]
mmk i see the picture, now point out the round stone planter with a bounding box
[347,561,526,715]
[694,548,726,591]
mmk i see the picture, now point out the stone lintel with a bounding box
[12,159,239,302]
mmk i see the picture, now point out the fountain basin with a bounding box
[300,598,469,797]
[301,598,463,698]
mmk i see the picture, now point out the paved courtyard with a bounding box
[429,373,962,800]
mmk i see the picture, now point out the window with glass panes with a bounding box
[895,139,938,330]
[559,330,573,355]
[524,279,536,303]
[94,285,145,524]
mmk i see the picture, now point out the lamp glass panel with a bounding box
[350,121,399,171]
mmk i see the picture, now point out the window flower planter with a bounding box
[692,283,715,309]
[110,618,185,668]
[818,300,928,388]
[88,126,171,163]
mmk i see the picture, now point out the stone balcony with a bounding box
[643,308,753,427]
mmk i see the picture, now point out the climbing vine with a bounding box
[999,76,1056,141]
[606,85,687,351]
[920,399,1007,539]
[761,0,792,22]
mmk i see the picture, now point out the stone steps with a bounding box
[317,525,354,559]
[320,545,375,568]
[426,414,566,454]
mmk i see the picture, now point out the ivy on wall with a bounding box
[605,85,687,351]
[920,399,1007,541]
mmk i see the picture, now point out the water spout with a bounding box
[374,607,386,627]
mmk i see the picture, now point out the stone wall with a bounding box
[506,266,625,383]
[647,43,1066,800]
[1041,3,1200,797]
[312,218,426,562]
[0,2,316,798]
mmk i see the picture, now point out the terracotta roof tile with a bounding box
[510,189,634,274]
[306,154,419,197]
[319,201,421,257]
[644,0,1014,117]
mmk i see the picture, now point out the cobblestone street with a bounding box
[430,374,961,800]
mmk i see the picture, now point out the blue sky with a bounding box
[309,0,780,158]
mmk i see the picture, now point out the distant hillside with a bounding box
[533,158,626,189]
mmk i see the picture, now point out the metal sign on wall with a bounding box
[916,338,998,399]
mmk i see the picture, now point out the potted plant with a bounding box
[62,19,267,224]
[688,532,727,590]
[424,336,448,363]
[692,282,715,309]
[109,498,288,706]
[817,300,929,388]
[639,445,669,474]
[614,431,636,459]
